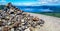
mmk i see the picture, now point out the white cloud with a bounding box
[12,0,60,6]
[38,0,60,5]
[0,0,6,2]
[47,0,59,3]
[0,0,6,5]
[12,2,41,6]
[1,0,59,6]
[0,0,60,6]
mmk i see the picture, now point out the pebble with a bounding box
[0,27,2,31]
[0,3,45,31]
[11,28,14,31]
[24,28,30,31]
[21,19,25,23]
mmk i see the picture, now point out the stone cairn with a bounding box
[0,3,44,31]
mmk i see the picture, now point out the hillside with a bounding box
[0,5,5,10]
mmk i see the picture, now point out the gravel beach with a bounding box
[29,13,60,31]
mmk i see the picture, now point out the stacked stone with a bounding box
[0,3,44,31]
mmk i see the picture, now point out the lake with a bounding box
[16,6,60,13]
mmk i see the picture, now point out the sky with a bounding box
[0,0,60,6]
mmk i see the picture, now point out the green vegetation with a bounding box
[41,13,60,18]
[33,12,60,18]
[0,5,5,10]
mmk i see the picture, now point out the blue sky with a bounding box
[0,0,60,6]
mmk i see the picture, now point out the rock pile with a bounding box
[0,3,44,31]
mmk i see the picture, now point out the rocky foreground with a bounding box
[0,3,44,31]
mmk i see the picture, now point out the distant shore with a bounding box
[0,5,60,18]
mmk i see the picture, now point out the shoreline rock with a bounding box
[0,3,44,31]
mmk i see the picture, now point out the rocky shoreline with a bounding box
[0,3,44,31]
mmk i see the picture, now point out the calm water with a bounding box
[16,6,60,13]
